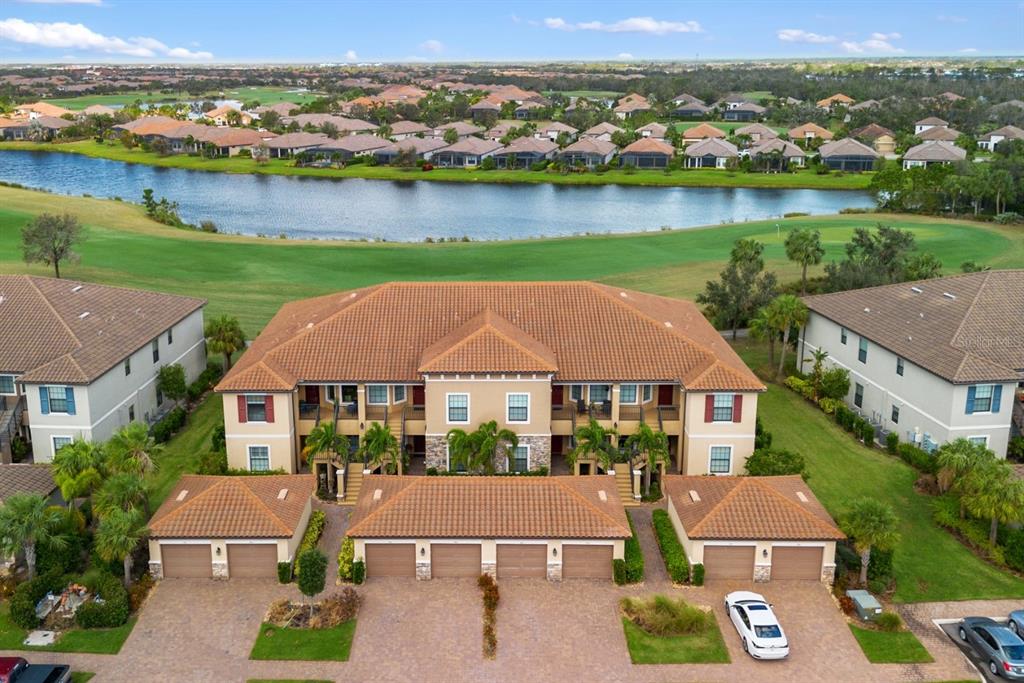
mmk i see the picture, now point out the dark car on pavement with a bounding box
[0,657,71,683]
[959,617,1024,680]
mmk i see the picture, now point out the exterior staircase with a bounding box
[615,466,639,507]
[340,467,363,506]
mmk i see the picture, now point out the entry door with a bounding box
[412,385,425,406]
[658,385,674,406]
[551,385,564,405]
[304,385,320,404]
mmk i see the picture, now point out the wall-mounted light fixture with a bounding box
[762,549,768,559]
[215,547,221,556]
[420,547,426,557]
[552,547,558,557]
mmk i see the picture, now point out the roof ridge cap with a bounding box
[948,271,991,359]
[689,478,742,537]
[555,477,631,535]
[237,479,293,536]
[150,476,227,531]
[26,276,82,349]
[753,478,842,536]
[345,476,421,537]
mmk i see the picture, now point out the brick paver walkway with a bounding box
[629,504,670,585]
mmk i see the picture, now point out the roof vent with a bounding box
[664,321,673,328]
[372,488,383,501]
[78,312,90,319]
[911,286,923,293]
[306,322,314,329]
[796,491,809,503]
[863,307,870,313]
[598,490,607,502]
[277,488,288,500]
[688,490,701,503]
[942,292,956,300]
[0,296,5,305]
[71,285,83,293]
[175,490,189,502]
[619,291,628,298]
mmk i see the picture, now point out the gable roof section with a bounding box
[216,282,764,392]
[150,474,315,539]
[347,475,631,539]
[0,465,57,504]
[561,137,617,156]
[418,309,558,374]
[684,138,738,158]
[804,270,1024,383]
[664,475,845,541]
[904,140,966,162]
[818,137,878,158]
[621,138,674,155]
[0,275,205,385]
[683,123,726,139]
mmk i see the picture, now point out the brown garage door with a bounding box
[161,543,213,578]
[432,544,481,578]
[227,544,278,578]
[771,546,823,580]
[365,543,416,578]
[703,545,755,580]
[562,544,613,579]
[497,544,547,578]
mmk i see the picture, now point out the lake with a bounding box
[0,150,875,241]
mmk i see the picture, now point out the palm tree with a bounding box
[106,422,162,476]
[962,460,1024,546]
[446,421,518,474]
[624,422,670,496]
[841,497,900,587]
[0,494,67,580]
[764,294,809,379]
[809,348,829,399]
[204,315,246,373]
[303,421,345,466]
[784,227,825,295]
[94,508,148,589]
[51,439,105,510]
[93,473,150,519]
[568,419,618,473]
[748,306,778,367]
[357,422,402,474]
[934,438,994,508]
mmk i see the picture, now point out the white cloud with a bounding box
[841,32,904,53]
[343,49,358,61]
[937,14,967,23]
[959,47,978,53]
[0,18,212,59]
[544,16,702,35]
[777,28,836,44]
[16,0,103,4]
[420,39,443,54]
[617,52,634,59]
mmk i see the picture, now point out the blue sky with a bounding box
[0,1,1020,63]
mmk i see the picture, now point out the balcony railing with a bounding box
[365,404,388,421]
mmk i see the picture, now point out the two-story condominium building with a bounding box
[0,276,207,462]
[215,282,764,485]
[800,271,1024,457]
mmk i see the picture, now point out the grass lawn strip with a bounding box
[249,620,356,661]
[848,624,934,664]
[147,392,223,508]
[734,340,1024,603]
[70,674,95,683]
[621,616,730,664]
[0,604,135,655]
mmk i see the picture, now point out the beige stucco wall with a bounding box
[423,376,552,436]
[681,391,758,475]
[284,495,314,562]
[222,392,297,472]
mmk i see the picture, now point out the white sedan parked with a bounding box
[724,591,790,660]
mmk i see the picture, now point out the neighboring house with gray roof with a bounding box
[978,125,1024,152]
[0,465,60,505]
[902,140,966,169]
[818,138,878,172]
[683,138,738,168]
[0,275,206,462]
[799,271,1024,457]
[432,137,502,167]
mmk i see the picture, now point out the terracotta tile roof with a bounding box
[582,122,624,137]
[115,115,184,136]
[216,282,764,393]
[0,275,205,385]
[636,122,668,137]
[979,125,1024,142]
[735,123,778,139]
[0,465,57,503]
[561,137,617,156]
[788,122,834,140]
[390,120,432,135]
[265,132,330,149]
[17,101,72,118]
[664,475,845,541]
[916,116,948,126]
[440,137,502,155]
[851,123,895,140]
[314,134,390,153]
[150,474,315,539]
[418,309,558,373]
[621,138,674,156]
[433,121,484,137]
[378,137,450,155]
[818,138,878,158]
[749,138,805,158]
[817,93,855,107]
[683,123,726,140]
[497,137,558,156]
[804,270,1024,383]
[347,475,631,539]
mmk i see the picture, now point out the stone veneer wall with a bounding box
[425,434,552,472]
[753,564,771,582]
[149,561,163,580]
[213,560,228,579]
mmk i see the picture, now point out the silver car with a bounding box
[1010,610,1024,637]
[959,617,1024,679]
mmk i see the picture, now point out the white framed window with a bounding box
[570,385,583,401]
[511,445,529,473]
[47,386,69,413]
[248,445,270,472]
[245,394,267,422]
[151,339,159,363]
[896,357,904,377]
[393,385,406,403]
[52,436,72,455]
[367,385,388,405]
[709,446,733,475]
[619,384,638,404]
[967,435,989,447]
[972,384,994,413]
[854,383,864,409]
[447,393,469,424]
[589,384,610,404]
[507,393,529,423]
[858,337,868,364]
[840,327,848,345]
[712,394,735,422]
[326,385,337,403]
[642,384,653,402]
[167,327,173,345]
[124,358,131,376]
[0,375,14,395]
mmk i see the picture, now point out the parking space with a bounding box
[938,619,1010,683]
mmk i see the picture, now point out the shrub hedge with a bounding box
[896,443,938,474]
[651,509,689,583]
[614,516,644,585]
[9,570,66,629]
[76,571,130,629]
[691,563,705,586]
[292,510,326,578]
[277,561,292,584]
[337,537,355,581]
[152,406,187,443]
[352,560,365,584]
[885,432,899,455]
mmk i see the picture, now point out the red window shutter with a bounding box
[704,395,714,422]
[733,394,743,423]
[237,395,247,423]
[265,395,275,423]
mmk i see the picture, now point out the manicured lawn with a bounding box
[3,185,1019,334]
[848,624,934,663]
[147,392,223,508]
[0,604,136,655]
[43,87,319,110]
[621,616,730,664]
[249,621,356,661]
[0,140,871,190]
[734,341,1024,603]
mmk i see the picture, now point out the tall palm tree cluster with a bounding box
[447,421,518,475]
[935,438,1024,546]
[569,419,670,496]
[0,422,158,587]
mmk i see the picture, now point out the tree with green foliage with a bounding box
[0,494,67,580]
[624,422,670,496]
[297,548,327,615]
[934,438,994,512]
[446,420,518,474]
[568,418,618,473]
[443,127,459,145]
[106,422,162,477]
[697,239,778,339]
[303,421,346,466]
[744,448,807,478]
[95,507,148,588]
[51,439,106,510]
[761,294,809,378]
[93,473,149,518]
[842,498,900,587]
[748,305,779,366]
[204,315,246,372]
[157,364,187,405]
[784,227,825,295]
[357,422,402,473]
[962,459,1024,546]
[824,224,940,292]
[21,212,84,279]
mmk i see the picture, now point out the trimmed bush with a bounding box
[352,560,365,585]
[875,611,902,632]
[293,510,327,576]
[819,368,851,401]
[1002,528,1024,572]
[196,449,227,475]
[9,570,66,629]
[615,516,644,585]
[277,561,292,584]
[691,563,705,586]
[620,595,709,636]
[896,443,937,474]
[744,448,807,478]
[337,537,355,581]
[76,571,130,629]
[651,509,689,583]
[861,422,876,446]
[885,432,899,455]
[818,397,843,415]
[868,547,894,581]
[754,416,773,450]
[152,406,186,443]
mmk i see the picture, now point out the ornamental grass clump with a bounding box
[620,595,710,637]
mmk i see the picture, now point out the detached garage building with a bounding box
[664,475,844,583]
[148,474,315,579]
[347,475,631,581]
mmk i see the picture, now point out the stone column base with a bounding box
[753,564,771,582]
[821,564,837,585]
[425,436,447,471]
[546,562,562,582]
[148,561,163,580]
[416,562,431,580]
[212,561,229,579]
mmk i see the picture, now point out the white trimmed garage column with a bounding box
[415,540,431,580]
[481,540,496,577]
[546,540,562,581]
